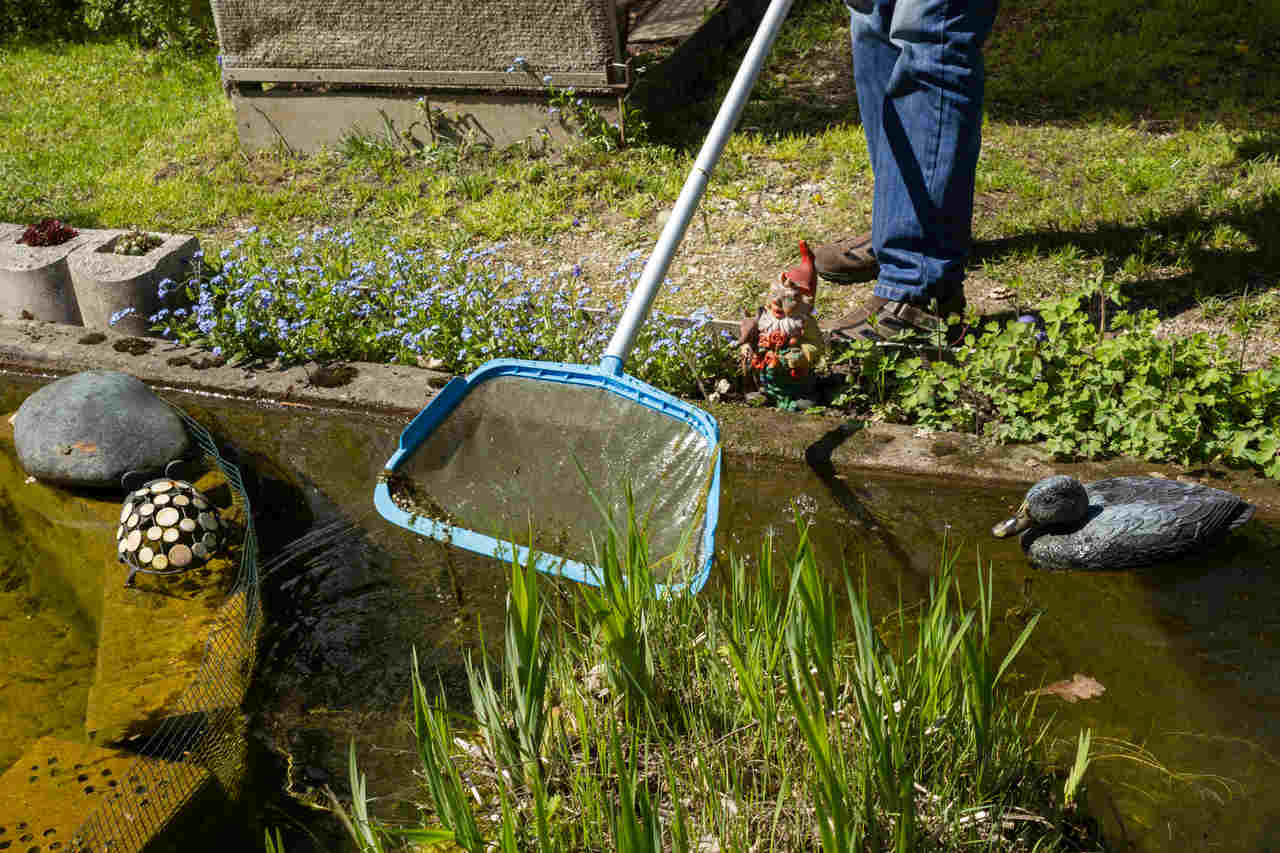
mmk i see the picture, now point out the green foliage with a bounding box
[408,647,482,851]
[503,54,649,152]
[957,554,1041,792]
[338,739,387,853]
[349,518,1101,851]
[0,0,90,41]
[835,285,1280,477]
[162,230,737,398]
[1064,728,1094,808]
[82,0,215,51]
[0,0,213,49]
[114,226,162,255]
[606,727,668,853]
[783,548,864,851]
[545,84,650,152]
[262,826,285,853]
[579,483,663,718]
[465,556,552,789]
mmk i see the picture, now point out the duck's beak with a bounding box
[992,501,1033,538]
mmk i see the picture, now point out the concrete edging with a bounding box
[0,317,1275,511]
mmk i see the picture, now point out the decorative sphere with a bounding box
[116,478,224,582]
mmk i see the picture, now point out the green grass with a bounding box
[0,39,225,228]
[332,521,1101,852]
[2,0,1275,317]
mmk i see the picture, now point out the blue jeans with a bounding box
[848,0,997,306]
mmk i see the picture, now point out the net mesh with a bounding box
[389,376,713,582]
[72,406,260,851]
[212,0,618,80]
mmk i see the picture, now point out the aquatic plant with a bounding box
[338,520,1103,852]
[158,228,736,399]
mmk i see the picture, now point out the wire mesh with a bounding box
[72,405,261,852]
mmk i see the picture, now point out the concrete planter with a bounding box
[68,231,199,336]
[0,224,107,325]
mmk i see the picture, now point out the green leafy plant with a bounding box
[504,55,649,151]
[161,230,736,398]
[18,218,78,247]
[407,647,483,851]
[784,555,864,851]
[336,517,1107,852]
[1063,728,1093,808]
[834,288,1280,477]
[82,0,216,51]
[606,726,668,853]
[0,0,89,40]
[579,483,663,717]
[545,84,649,152]
[325,740,387,853]
[262,826,286,853]
[957,555,1041,792]
[114,226,162,256]
[465,555,553,788]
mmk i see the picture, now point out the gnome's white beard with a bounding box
[759,310,805,339]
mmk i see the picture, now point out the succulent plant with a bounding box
[18,218,78,247]
[114,227,163,256]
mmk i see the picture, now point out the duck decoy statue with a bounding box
[993,474,1256,570]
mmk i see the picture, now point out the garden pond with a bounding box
[0,371,1276,851]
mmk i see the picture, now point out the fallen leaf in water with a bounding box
[1035,673,1106,703]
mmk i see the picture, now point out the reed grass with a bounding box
[335,520,1101,851]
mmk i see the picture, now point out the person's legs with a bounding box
[823,0,996,320]
[869,0,996,306]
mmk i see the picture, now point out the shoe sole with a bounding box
[816,266,878,284]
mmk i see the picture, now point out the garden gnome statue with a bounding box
[737,240,826,410]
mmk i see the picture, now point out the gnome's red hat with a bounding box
[782,240,816,298]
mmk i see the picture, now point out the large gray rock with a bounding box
[13,371,191,488]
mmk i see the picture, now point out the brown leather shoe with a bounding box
[826,293,967,346]
[813,233,878,284]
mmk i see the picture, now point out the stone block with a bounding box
[0,224,107,325]
[230,86,618,154]
[69,232,199,337]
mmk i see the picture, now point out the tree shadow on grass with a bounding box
[638,0,1280,146]
[971,136,1280,317]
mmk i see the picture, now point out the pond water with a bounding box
[0,372,1276,851]
[0,414,108,771]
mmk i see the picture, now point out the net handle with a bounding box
[599,0,795,376]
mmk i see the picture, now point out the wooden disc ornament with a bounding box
[116,478,224,585]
